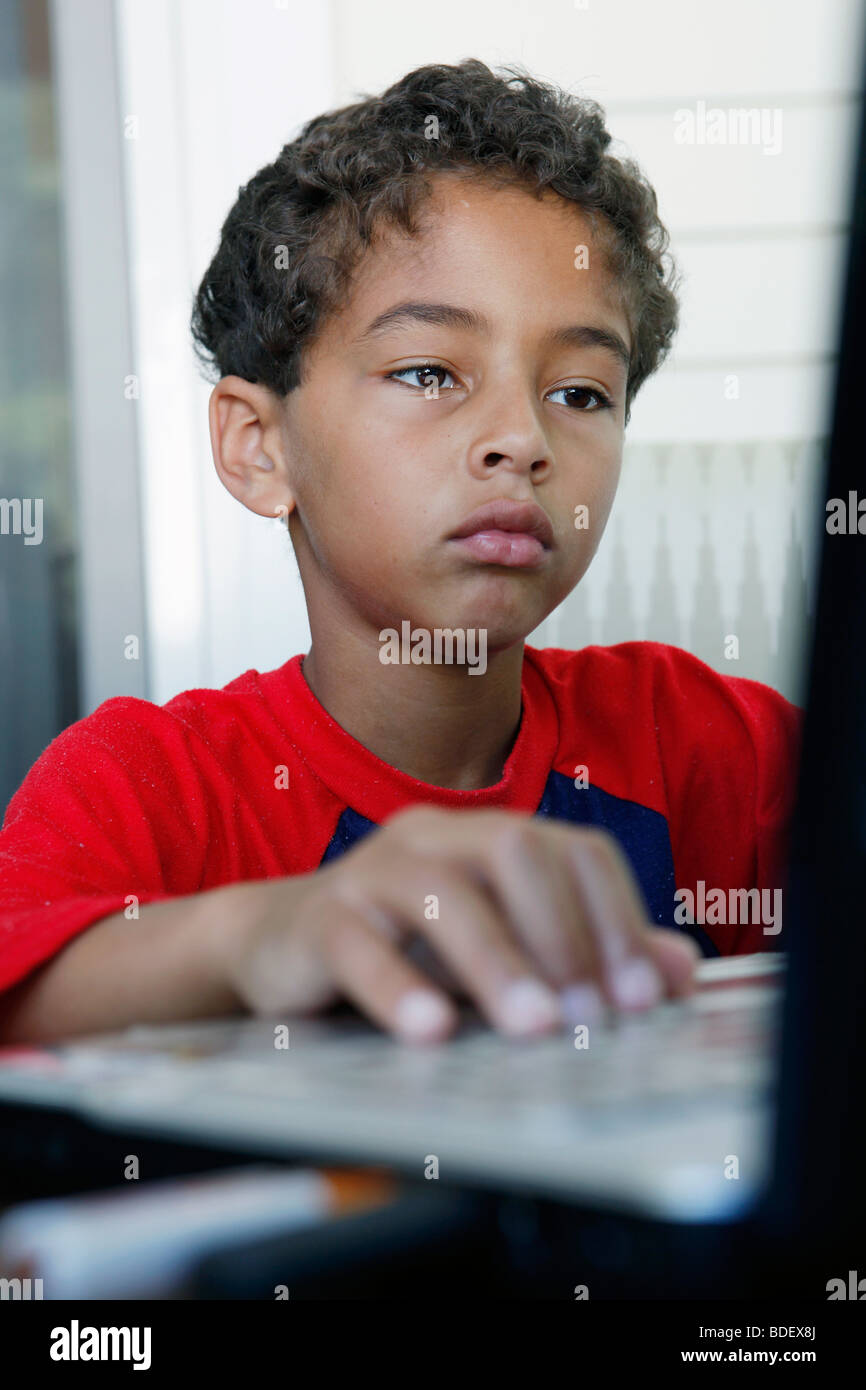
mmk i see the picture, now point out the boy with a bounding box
[0,60,800,1046]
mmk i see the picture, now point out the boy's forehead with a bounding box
[326,173,630,351]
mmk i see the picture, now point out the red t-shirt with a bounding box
[0,643,802,993]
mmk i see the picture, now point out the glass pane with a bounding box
[0,0,79,816]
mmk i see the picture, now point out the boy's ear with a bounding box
[208,376,297,521]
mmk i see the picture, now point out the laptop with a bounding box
[0,953,784,1221]
[0,58,863,1253]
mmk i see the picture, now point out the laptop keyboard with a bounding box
[52,967,783,1124]
[219,988,778,1116]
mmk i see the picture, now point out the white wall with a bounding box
[108,0,863,704]
[115,0,333,702]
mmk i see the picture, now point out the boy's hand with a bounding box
[224,806,700,1042]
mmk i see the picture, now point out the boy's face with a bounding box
[218,173,631,654]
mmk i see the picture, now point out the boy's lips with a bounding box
[447,499,554,569]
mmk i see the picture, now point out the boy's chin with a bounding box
[440,575,568,639]
[435,605,553,648]
[451,603,558,651]
[374,581,566,653]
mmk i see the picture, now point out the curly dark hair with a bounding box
[190,58,680,425]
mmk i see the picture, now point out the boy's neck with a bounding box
[300,636,525,790]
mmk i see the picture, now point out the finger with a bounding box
[369,855,564,1037]
[524,824,700,1003]
[386,809,670,1016]
[390,807,603,992]
[480,817,603,989]
[319,903,458,1043]
[557,827,669,1011]
[643,928,702,997]
[390,809,639,1018]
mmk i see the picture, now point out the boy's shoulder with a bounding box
[527,641,802,828]
[527,639,800,716]
[527,641,802,786]
[97,658,293,728]
[17,660,297,787]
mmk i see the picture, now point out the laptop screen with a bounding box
[764,25,866,1262]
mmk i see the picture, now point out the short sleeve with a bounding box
[0,698,212,992]
[649,645,803,954]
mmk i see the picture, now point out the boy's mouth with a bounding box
[447,499,553,569]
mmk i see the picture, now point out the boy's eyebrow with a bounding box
[356,301,484,340]
[354,301,631,372]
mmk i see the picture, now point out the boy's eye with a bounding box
[546,385,613,411]
[387,363,457,392]
[386,368,613,412]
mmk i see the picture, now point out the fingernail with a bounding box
[499,978,562,1035]
[394,990,453,1040]
[560,982,606,1026]
[611,958,663,1010]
